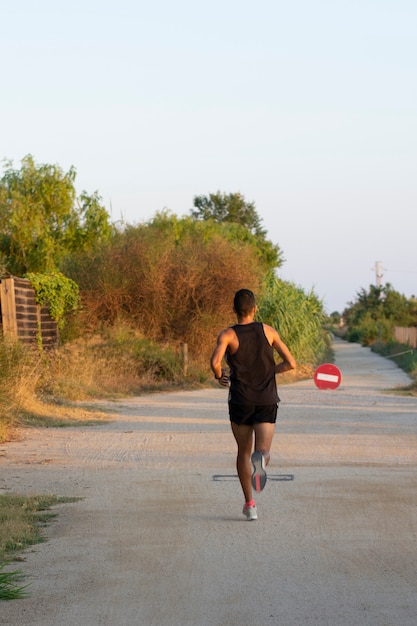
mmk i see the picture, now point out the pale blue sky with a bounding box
[2,0,416,313]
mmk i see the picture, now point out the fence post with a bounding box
[181,343,188,377]
[0,277,18,339]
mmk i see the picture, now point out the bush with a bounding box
[345,313,394,346]
[343,284,417,346]
[371,341,417,377]
[25,271,79,329]
[64,213,264,363]
[257,273,328,368]
[39,323,205,401]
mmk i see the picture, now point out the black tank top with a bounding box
[226,322,279,405]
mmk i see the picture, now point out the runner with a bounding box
[210,288,296,520]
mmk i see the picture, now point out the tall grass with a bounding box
[0,338,109,442]
[258,273,329,371]
[0,564,29,600]
[0,339,42,440]
[44,326,195,401]
[0,326,208,441]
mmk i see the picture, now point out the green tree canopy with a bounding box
[190,191,284,270]
[0,155,113,275]
[191,191,265,235]
[343,283,417,345]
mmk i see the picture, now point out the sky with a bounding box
[2,0,416,314]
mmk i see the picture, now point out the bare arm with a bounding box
[210,328,235,385]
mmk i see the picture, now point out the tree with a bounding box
[0,155,113,275]
[343,283,417,345]
[190,191,284,270]
[191,191,265,236]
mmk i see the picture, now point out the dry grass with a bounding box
[0,339,110,442]
[0,326,209,441]
[1,314,317,444]
[42,328,205,401]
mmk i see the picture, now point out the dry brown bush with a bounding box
[67,218,265,363]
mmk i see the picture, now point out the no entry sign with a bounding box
[314,363,342,390]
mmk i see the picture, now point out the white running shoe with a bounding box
[242,504,258,521]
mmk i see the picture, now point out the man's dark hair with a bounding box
[234,289,256,317]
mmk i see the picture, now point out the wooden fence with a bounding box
[393,326,417,349]
[0,276,59,348]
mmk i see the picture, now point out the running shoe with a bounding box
[242,504,258,521]
[251,450,267,492]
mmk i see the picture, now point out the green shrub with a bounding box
[25,271,79,329]
[371,341,417,376]
[345,312,394,346]
[257,273,328,367]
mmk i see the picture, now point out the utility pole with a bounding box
[375,261,383,288]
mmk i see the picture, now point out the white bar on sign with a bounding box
[317,373,339,383]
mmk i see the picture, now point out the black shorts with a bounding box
[228,402,278,426]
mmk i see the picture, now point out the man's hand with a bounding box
[217,368,230,387]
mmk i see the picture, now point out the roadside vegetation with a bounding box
[0,160,332,598]
[329,284,417,395]
[0,156,332,443]
[0,494,80,600]
[370,341,417,395]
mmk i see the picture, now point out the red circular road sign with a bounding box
[314,363,342,390]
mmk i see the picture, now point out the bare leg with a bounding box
[230,422,254,502]
[253,422,275,466]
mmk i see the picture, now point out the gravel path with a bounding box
[1,339,417,626]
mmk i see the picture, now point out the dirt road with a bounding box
[1,339,417,625]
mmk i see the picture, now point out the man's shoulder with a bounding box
[261,321,278,332]
[218,326,237,339]
[260,322,279,344]
[218,326,239,350]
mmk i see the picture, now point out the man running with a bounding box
[210,288,296,520]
